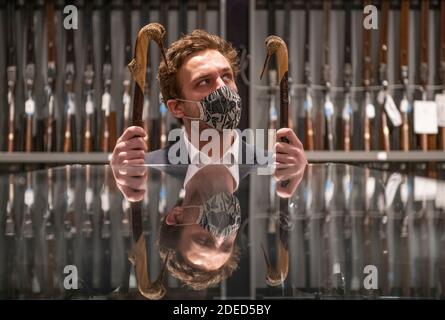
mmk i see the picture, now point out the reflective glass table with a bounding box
[0,163,444,299]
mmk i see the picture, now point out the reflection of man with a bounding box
[159,165,241,290]
[110,30,307,167]
[112,161,305,291]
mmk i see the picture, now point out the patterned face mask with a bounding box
[177,192,241,239]
[177,86,242,131]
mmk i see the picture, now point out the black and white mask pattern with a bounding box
[198,192,241,239]
[179,86,242,131]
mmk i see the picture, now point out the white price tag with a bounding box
[400,98,410,113]
[342,103,352,120]
[101,190,110,212]
[122,199,130,211]
[67,188,74,205]
[435,94,445,127]
[413,100,438,134]
[25,99,35,115]
[385,173,402,208]
[101,92,111,114]
[67,98,75,115]
[366,103,375,119]
[436,181,445,208]
[366,176,376,200]
[400,181,409,204]
[24,188,35,206]
[123,92,131,106]
[324,180,334,205]
[86,99,94,115]
[324,99,334,118]
[85,187,93,205]
[377,90,386,105]
[414,176,437,201]
[384,95,402,127]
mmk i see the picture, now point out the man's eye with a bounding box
[198,79,210,87]
[222,74,233,82]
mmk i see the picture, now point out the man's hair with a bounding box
[158,216,240,291]
[157,29,240,103]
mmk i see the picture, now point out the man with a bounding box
[110,30,307,168]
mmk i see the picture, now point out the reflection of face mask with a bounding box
[177,86,242,131]
[181,192,241,239]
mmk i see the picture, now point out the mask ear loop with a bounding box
[175,98,205,121]
[171,205,204,226]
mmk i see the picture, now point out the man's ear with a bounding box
[166,99,185,119]
[166,206,183,225]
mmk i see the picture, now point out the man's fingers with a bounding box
[119,185,145,202]
[274,153,298,165]
[120,150,146,161]
[276,128,303,148]
[276,176,300,199]
[117,126,147,144]
[114,174,148,191]
[123,159,145,165]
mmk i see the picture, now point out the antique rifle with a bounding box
[6,0,17,152]
[122,2,133,131]
[378,0,391,151]
[83,1,95,152]
[363,0,375,151]
[400,0,411,151]
[101,2,117,152]
[440,0,445,150]
[63,26,77,152]
[341,1,352,151]
[323,0,334,151]
[24,2,36,153]
[45,0,57,152]
[303,3,314,151]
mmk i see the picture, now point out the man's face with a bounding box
[175,49,238,122]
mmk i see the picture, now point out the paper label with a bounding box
[102,92,111,114]
[400,98,410,113]
[413,100,438,134]
[414,176,437,201]
[86,99,94,115]
[24,188,34,206]
[436,181,445,208]
[25,99,35,115]
[85,187,93,205]
[385,173,402,208]
[101,190,110,212]
[384,95,402,127]
[366,103,375,119]
[435,94,445,127]
[366,176,376,200]
[324,99,334,118]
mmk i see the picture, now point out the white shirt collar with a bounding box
[182,128,240,190]
[182,128,240,166]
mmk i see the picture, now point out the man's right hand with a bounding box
[110,126,148,165]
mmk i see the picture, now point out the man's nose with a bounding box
[215,76,226,89]
[214,236,226,247]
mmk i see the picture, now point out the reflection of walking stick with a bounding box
[261,242,288,287]
[128,236,170,300]
[127,23,169,299]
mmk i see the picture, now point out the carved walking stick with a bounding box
[260,35,290,286]
[126,22,169,299]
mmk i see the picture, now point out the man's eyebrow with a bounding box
[191,68,233,83]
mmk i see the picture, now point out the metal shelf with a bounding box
[1,151,445,164]
[0,152,111,164]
